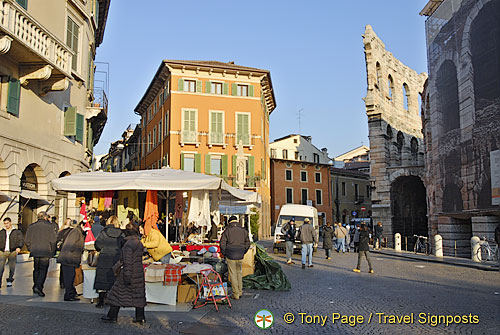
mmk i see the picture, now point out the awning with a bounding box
[0,191,12,202]
[20,190,49,203]
[219,205,256,215]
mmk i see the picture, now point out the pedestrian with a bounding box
[102,223,146,324]
[94,215,123,308]
[353,224,360,252]
[282,217,297,264]
[299,218,316,269]
[334,223,348,253]
[322,222,334,260]
[345,223,351,252]
[139,223,172,264]
[220,215,250,300]
[207,216,218,242]
[58,221,85,301]
[495,223,500,272]
[25,211,57,297]
[353,224,374,274]
[56,218,73,288]
[374,222,384,250]
[91,217,104,240]
[50,216,59,234]
[0,217,24,288]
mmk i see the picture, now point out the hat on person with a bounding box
[290,217,295,222]
[228,215,238,223]
[304,218,310,223]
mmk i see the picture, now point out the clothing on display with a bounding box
[187,190,210,228]
[144,190,159,235]
[103,191,114,209]
[174,191,183,219]
[117,190,139,223]
[209,190,220,229]
[163,264,185,286]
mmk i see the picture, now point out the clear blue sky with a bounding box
[94,0,429,158]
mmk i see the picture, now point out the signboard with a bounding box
[491,149,500,205]
[352,211,357,217]
[361,206,366,211]
[275,205,280,210]
[306,200,313,207]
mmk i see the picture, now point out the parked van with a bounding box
[273,204,319,254]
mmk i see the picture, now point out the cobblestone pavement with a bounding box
[0,241,499,335]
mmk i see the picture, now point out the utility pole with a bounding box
[297,108,304,135]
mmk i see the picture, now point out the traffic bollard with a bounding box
[434,234,443,257]
[394,233,401,252]
[471,236,481,262]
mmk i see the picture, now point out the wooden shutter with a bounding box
[178,78,184,91]
[205,154,211,174]
[64,107,77,136]
[261,158,266,180]
[194,154,202,173]
[180,153,185,170]
[231,83,237,96]
[232,155,237,176]
[248,85,254,97]
[86,123,93,151]
[205,81,211,93]
[196,80,202,93]
[248,156,255,176]
[7,78,21,116]
[75,113,84,142]
[223,83,228,95]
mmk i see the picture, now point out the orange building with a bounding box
[134,60,276,238]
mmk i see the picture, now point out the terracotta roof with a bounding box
[163,60,269,73]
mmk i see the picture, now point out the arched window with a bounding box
[403,83,410,111]
[375,62,382,88]
[396,131,404,151]
[386,124,393,138]
[436,60,460,132]
[388,75,394,101]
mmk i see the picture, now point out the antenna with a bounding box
[297,108,304,135]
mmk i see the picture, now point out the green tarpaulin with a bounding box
[242,243,291,291]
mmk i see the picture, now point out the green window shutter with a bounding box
[223,83,228,95]
[248,85,254,97]
[75,113,84,142]
[205,81,211,93]
[16,0,27,9]
[64,107,77,136]
[180,153,185,170]
[86,123,93,151]
[231,83,237,96]
[248,156,255,176]
[7,78,21,117]
[261,159,266,180]
[178,78,184,91]
[232,155,237,176]
[194,153,202,173]
[221,155,228,176]
[196,80,202,93]
[205,154,211,174]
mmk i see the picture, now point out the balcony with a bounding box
[208,132,225,147]
[181,130,199,147]
[86,88,108,145]
[0,0,72,90]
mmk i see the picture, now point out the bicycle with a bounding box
[413,235,430,255]
[474,237,499,263]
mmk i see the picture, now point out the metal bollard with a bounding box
[434,234,443,257]
[471,236,481,262]
[394,233,401,252]
[405,236,408,251]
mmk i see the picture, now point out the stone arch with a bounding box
[436,60,460,133]
[388,74,394,101]
[402,83,410,111]
[442,149,463,212]
[375,62,382,89]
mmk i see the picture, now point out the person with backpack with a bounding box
[282,217,297,265]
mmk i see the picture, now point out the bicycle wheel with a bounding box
[414,241,420,254]
[474,245,489,263]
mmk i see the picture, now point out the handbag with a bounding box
[74,265,83,286]
[87,251,99,267]
[112,259,123,277]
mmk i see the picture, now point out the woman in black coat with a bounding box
[102,223,146,324]
[58,222,85,301]
[94,216,123,308]
[322,222,334,260]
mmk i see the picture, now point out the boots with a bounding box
[96,292,106,309]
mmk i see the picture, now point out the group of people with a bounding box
[281,217,317,269]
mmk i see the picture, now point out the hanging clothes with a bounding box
[174,191,183,219]
[188,190,210,228]
[144,190,159,235]
[91,192,99,210]
[117,190,140,224]
[98,192,105,211]
[209,190,221,232]
[103,191,114,209]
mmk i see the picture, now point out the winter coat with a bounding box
[299,223,316,244]
[56,227,72,251]
[374,225,383,237]
[358,231,370,251]
[94,225,123,291]
[353,228,360,243]
[57,226,85,267]
[25,219,57,257]
[105,234,146,308]
[282,222,296,242]
[220,222,250,260]
[0,229,24,251]
[335,226,347,239]
[91,224,104,240]
[322,226,334,250]
[141,229,172,261]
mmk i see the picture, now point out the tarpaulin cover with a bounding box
[242,244,291,291]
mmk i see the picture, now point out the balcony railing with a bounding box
[209,132,224,145]
[92,87,108,117]
[182,130,198,144]
[0,0,72,77]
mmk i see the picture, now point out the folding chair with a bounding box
[193,268,231,311]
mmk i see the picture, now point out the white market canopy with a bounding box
[51,168,260,204]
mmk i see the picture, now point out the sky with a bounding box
[94,0,429,158]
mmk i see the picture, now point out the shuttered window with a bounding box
[64,107,77,136]
[210,111,224,144]
[86,124,93,151]
[66,17,79,72]
[194,154,201,173]
[221,155,228,176]
[75,113,84,143]
[7,78,21,117]
[236,113,250,145]
[248,156,255,177]
[183,110,197,143]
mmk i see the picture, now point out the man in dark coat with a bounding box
[220,216,250,300]
[0,217,24,288]
[94,218,123,308]
[58,221,85,301]
[374,222,384,250]
[299,218,316,269]
[322,222,334,260]
[282,217,297,265]
[25,211,57,297]
[353,224,374,274]
[102,224,146,324]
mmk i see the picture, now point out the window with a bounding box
[16,0,27,9]
[63,107,84,143]
[232,83,254,97]
[182,154,195,172]
[387,75,394,101]
[159,120,163,139]
[236,113,250,145]
[66,17,79,72]
[237,84,248,96]
[211,82,222,95]
[210,111,224,144]
[270,149,277,158]
[301,189,308,205]
[315,172,321,183]
[184,80,196,92]
[282,149,288,159]
[293,138,298,143]
[182,109,197,143]
[7,78,21,117]
[341,182,346,196]
[286,188,293,204]
[165,111,169,137]
[375,62,381,88]
[285,170,292,181]
[316,189,322,205]
[313,153,319,163]
[295,151,299,160]
[354,184,359,200]
[403,83,410,110]
[147,133,151,152]
[366,185,370,198]
[153,126,157,148]
[300,171,307,182]
[211,157,222,175]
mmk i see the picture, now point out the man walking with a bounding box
[299,218,316,269]
[0,218,24,288]
[220,216,250,300]
[353,224,374,274]
[335,223,348,253]
[374,222,384,250]
[282,217,296,264]
[25,212,57,297]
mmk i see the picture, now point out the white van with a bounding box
[273,204,319,253]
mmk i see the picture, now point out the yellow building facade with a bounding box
[135,60,276,238]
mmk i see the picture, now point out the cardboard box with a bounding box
[177,284,197,303]
[242,245,256,277]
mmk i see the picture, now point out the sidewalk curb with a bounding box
[372,249,499,272]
